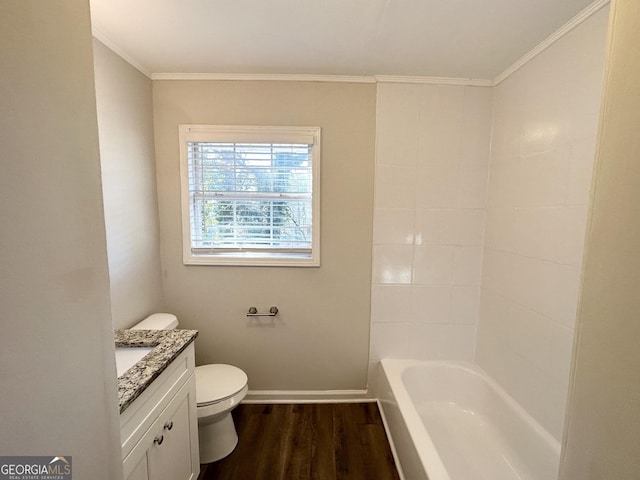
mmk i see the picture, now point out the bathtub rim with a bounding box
[380,359,451,480]
[379,358,561,480]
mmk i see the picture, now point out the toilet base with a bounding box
[198,412,239,463]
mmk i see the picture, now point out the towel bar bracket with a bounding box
[247,306,279,317]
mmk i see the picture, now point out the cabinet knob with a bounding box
[164,421,174,431]
[154,435,164,445]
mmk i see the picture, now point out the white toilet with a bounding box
[132,313,248,463]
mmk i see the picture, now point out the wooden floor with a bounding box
[197,403,400,480]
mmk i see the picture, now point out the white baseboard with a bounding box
[243,389,373,404]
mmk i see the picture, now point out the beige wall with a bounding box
[0,1,122,478]
[476,7,608,440]
[561,1,640,477]
[93,39,164,330]
[153,80,376,390]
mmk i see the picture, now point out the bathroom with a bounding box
[1,0,640,479]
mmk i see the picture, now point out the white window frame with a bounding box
[179,124,321,267]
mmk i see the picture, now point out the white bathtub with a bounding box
[378,359,560,480]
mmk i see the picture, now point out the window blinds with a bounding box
[187,141,313,253]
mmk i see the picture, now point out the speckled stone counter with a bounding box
[115,329,198,414]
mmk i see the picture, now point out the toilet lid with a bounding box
[195,364,248,406]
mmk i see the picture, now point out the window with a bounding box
[179,125,321,266]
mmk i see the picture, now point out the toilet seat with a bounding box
[195,364,248,406]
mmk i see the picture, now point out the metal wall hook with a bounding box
[247,306,279,317]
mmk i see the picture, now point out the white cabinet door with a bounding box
[126,453,149,480]
[147,391,196,480]
[123,376,199,480]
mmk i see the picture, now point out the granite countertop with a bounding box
[115,329,198,414]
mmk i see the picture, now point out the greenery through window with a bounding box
[179,126,321,266]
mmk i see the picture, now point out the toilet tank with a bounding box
[131,313,178,330]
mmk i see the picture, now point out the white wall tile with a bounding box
[477,289,517,347]
[546,323,575,384]
[370,285,413,323]
[370,82,491,373]
[461,86,493,165]
[414,209,458,245]
[372,245,413,285]
[552,264,582,328]
[453,246,483,286]
[513,207,561,261]
[376,84,420,168]
[409,324,476,361]
[490,79,526,163]
[499,353,553,432]
[450,286,481,324]
[541,379,569,441]
[556,206,588,266]
[455,210,486,246]
[476,292,513,376]
[413,245,455,285]
[566,137,598,205]
[484,207,518,253]
[373,208,415,245]
[519,148,570,207]
[411,285,452,324]
[458,164,489,208]
[476,8,607,441]
[374,165,416,209]
[415,161,459,208]
[441,324,477,361]
[414,208,484,248]
[520,118,562,158]
[508,303,554,371]
[481,248,515,297]
[486,161,520,208]
[370,323,413,361]
[418,85,464,165]
[511,256,558,319]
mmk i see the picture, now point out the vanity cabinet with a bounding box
[120,343,199,480]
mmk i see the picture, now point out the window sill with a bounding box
[183,252,320,267]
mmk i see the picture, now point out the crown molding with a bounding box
[374,75,493,87]
[494,0,610,85]
[152,72,494,86]
[150,72,376,83]
[92,29,151,78]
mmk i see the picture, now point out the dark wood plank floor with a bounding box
[197,403,400,480]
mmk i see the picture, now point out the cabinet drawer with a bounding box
[121,343,195,459]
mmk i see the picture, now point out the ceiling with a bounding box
[89,0,598,80]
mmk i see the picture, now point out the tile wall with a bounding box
[369,7,609,441]
[476,8,609,440]
[369,83,493,387]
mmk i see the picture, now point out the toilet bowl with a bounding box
[131,313,248,463]
[195,364,248,462]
